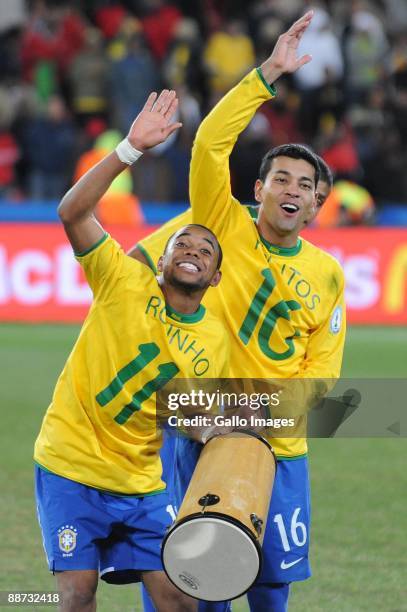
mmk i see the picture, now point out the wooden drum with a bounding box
[161,431,276,601]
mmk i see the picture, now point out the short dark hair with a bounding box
[259,144,320,186]
[316,155,333,188]
[164,224,223,269]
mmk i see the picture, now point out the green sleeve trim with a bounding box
[256,67,277,97]
[74,232,109,257]
[138,243,157,274]
[276,452,308,462]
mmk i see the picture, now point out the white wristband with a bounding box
[115,138,143,165]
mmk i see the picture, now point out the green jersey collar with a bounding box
[247,205,259,220]
[247,206,303,256]
[165,303,206,324]
[259,234,302,256]
[246,206,302,257]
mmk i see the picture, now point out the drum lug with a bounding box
[198,492,220,512]
[250,513,263,536]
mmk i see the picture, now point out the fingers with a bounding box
[152,89,177,116]
[296,54,312,69]
[289,10,314,33]
[164,95,179,121]
[153,89,169,112]
[284,10,313,40]
[143,92,157,112]
[163,121,183,138]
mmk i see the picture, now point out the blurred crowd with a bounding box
[1,0,407,225]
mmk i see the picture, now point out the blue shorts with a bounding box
[166,436,311,584]
[34,465,176,582]
[258,456,311,583]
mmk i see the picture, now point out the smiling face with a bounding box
[157,225,222,293]
[255,156,317,242]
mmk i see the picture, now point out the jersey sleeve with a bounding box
[76,234,145,301]
[190,68,276,240]
[136,210,193,273]
[274,264,346,418]
[299,265,346,380]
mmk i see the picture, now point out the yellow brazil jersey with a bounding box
[34,235,230,494]
[137,68,346,458]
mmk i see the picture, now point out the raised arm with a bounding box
[58,90,182,254]
[190,11,314,235]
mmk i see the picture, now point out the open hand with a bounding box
[261,11,314,83]
[127,89,182,151]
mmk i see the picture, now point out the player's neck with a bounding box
[257,217,300,248]
[161,284,204,315]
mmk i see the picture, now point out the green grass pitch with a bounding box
[0,324,406,611]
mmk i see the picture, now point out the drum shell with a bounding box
[177,432,276,543]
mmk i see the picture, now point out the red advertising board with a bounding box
[0,223,406,324]
[303,227,407,324]
[0,224,155,323]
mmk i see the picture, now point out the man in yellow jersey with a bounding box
[130,12,346,612]
[34,89,230,612]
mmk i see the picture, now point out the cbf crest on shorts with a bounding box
[58,526,78,556]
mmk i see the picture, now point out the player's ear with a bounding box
[157,256,164,272]
[254,179,263,203]
[210,269,222,287]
